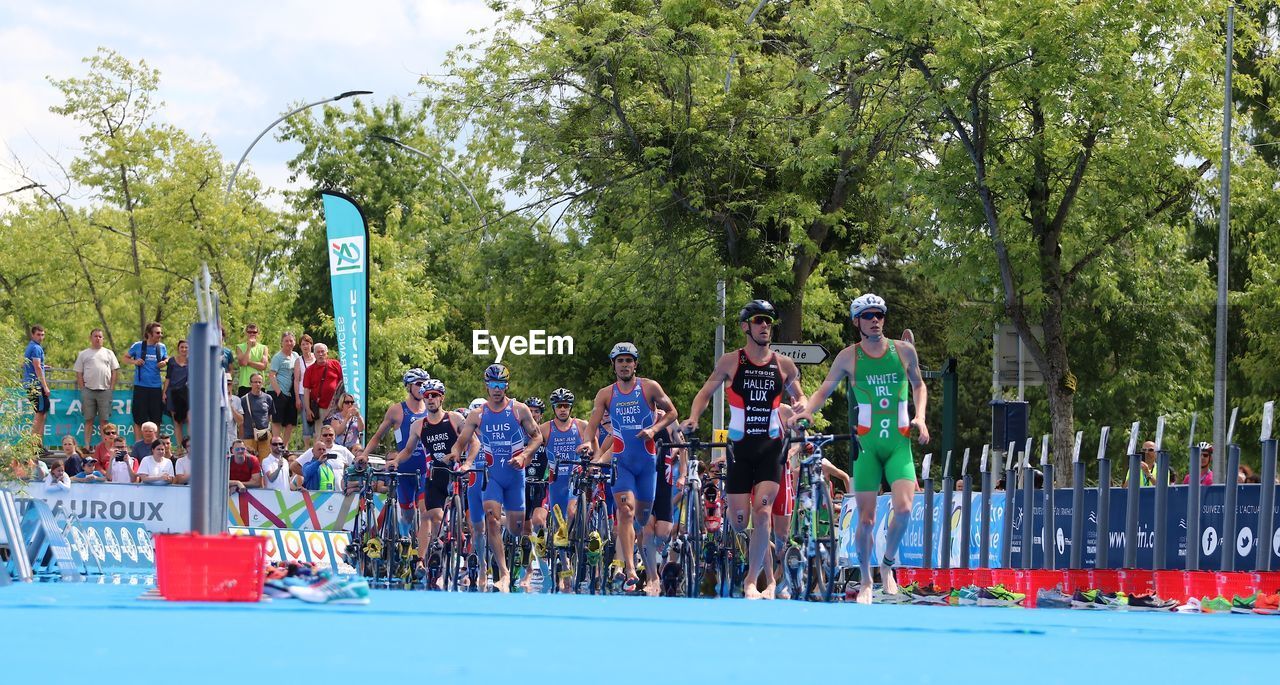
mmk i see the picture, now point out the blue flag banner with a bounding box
[321,191,370,422]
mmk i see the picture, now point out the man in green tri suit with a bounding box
[792,293,929,605]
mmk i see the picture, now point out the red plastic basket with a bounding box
[155,533,267,602]
[1257,571,1280,594]
[1154,570,1190,602]
[1088,569,1122,593]
[1184,570,1219,600]
[989,569,1019,590]
[1065,569,1092,593]
[1215,572,1260,600]
[1119,569,1155,595]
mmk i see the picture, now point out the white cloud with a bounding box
[0,0,499,215]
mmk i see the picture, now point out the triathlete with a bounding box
[539,387,589,591]
[520,396,549,591]
[359,368,432,566]
[641,409,687,596]
[579,342,679,594]
[682,300,807,599]
[393,378,478,570]
[447,363,543,593]
[792,293,929,604]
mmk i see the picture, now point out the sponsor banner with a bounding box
[837,492,1008,569]
[16,482,386,534]
[1008,483,1280,571]
[2,387,174,448]
[321,191,369,422]
[75,521,154,575]
[229,526,354,574]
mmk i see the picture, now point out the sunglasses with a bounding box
[233,447,246,453]
[343,400,355,405]
[554,404,572,409]
[104,430,117,435]
[424,392,443,399]
[858,311,885,321]
[748,315,775,325]
[487,381,509,390]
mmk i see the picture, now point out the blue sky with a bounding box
[0,0,498,210]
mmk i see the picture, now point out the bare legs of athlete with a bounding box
[729,480,779,599]
[484,502,524,593]
[640,515,672,596]
[613,491,651,589]
[853,480,914,604]
[523,505,549,592]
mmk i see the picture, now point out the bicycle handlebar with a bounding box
[430,463,489,490]
[557,456,618,486]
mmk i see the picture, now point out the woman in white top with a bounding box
[135,438,176,485]
[297,333,317,440]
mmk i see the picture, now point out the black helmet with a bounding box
[549,388,575,405]
[526,396,546,411]
[739,299,777,322]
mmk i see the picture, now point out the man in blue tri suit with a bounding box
[537,387,589,591]
[580,342,679,595]
[448,363,543,593]
[360,368,432,565]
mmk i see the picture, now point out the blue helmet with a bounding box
[483,363,510,382]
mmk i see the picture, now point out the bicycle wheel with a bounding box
[813,487,838,602]
[573,494,593,594]
[590,503,615,595]
[782,543,807,601]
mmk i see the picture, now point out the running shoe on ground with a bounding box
[1071,589,1103,609]
[1252,593,1280,615]
[263,579,293,599]
[1230,593,1258,614]
[1175,597,1202,613]
[288,573,371,605]
[977,585,1025,607]
[907,583,949,605]
[1036,587,1073,609]
[948,586,979,606]
[1200,596,1233,614]
[1126,592,1178,612]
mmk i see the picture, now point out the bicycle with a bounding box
[781,430,853,602]
[347,466,424,589]
[426,462,488,592]
[657,436,733,598]
[558,456,617,595]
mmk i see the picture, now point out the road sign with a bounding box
[994,324,1045,386]
[769,343,829,365]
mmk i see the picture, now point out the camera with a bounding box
[115,450,127,462]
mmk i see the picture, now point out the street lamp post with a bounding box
[371,134,486,222]
[226,90,372,194]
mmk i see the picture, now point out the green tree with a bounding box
[426,0,924,348]
[869,0,1222,476]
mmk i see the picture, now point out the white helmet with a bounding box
[609,341,640,360]
[469,398,486,411]
[850,293,887,320]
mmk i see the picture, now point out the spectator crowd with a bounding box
[17,322,363,495]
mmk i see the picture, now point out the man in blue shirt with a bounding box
[23,325,50,445]
[123,322,168,439]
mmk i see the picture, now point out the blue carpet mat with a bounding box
[4,582,1278,683]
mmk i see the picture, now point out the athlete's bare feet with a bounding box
[761,583,776,600]
[881,563,899,595]
[856,585,873,605]
[494,573,511,593]
[745,583,763,600]
[644,580,662,597]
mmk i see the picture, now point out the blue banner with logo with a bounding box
[321,191,369,422]
[2,388,172,448]
[837,491,1010,568]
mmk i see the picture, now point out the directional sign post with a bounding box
[769,343,829,365]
